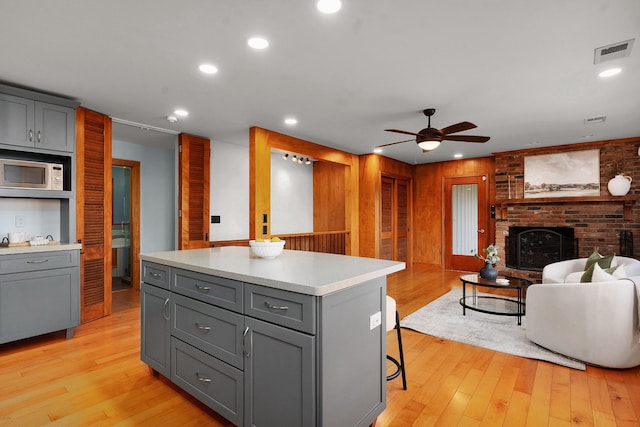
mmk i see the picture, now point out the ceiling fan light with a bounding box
[417,140,441,151]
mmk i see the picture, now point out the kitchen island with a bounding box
[140,246,405,427]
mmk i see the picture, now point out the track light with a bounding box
[282,153,289,160]
[305,158,311,164]
[292,155,298,162]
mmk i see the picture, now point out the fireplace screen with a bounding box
[506,227,577,271]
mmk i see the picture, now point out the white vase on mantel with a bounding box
[607,173,632,196]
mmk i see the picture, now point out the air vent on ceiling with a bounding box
[584,116,606,125]
[594,39,634,64]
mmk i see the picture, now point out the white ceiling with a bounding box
[1,0,639,164]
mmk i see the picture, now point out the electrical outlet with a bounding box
[15,215,25,227]
[369,311,382,330]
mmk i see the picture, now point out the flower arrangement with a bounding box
[473,244,500,265]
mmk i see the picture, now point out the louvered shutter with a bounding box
[178,133,210,249]
[76,107,112,322]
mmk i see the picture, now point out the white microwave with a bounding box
[0,158,64,190]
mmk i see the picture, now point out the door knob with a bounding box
[477,229,485,233]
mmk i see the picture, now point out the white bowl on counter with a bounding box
[249,240,286,259]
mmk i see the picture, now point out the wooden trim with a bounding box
[492,136,640,157]
[249,127,359,254]
[112,158,141,291]
[497,195,637,221]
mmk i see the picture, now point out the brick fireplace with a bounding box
[493,137,640,282]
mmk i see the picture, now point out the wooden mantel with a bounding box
[497,195,637,221]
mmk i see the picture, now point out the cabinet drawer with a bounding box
[171,337,243,427]
[173,269,242,313]
[244,284,316,334]
[142,261,171,289]
[172,293,244,369]
[0,250,78,274]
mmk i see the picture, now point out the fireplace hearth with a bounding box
[506,226,577,271]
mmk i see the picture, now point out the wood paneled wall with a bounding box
[359,154,413,259]
[413,157,495,266]
[313,161,346,231]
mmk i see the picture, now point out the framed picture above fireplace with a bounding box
[523,149,600,198]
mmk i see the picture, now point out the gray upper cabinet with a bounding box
[0,93,34,148]
[0,86,77,153]
[34,101,75,152]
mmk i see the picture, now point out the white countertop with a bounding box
[0,243,82,255]
[141,246,405,296]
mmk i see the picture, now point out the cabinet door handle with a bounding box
[162,298,170,320]
[264,300,289,311]
[150,272,161,279]
[195,283,211,293]
[27,259,49,264]
[29,129,33,142]
[242,326,251,357]
[195,372,212,383]
[37,130,41,143]
[195,322,211,332]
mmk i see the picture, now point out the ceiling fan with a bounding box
[379,108,490,152]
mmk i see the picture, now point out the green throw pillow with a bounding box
[584,250,615,271]
[581,260,618,282]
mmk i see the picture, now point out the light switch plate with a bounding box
[369,311,382,330]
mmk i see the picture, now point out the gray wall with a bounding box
[112,139,176,254]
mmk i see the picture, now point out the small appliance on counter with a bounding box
[1,234,58,247]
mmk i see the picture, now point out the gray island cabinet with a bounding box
[140,246,405,427]
[0,245,81,344]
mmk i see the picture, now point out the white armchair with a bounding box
[526,256,640,369]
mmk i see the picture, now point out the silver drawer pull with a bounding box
[196,372,212,383]
[195,322,211,332]
[195,283,211,293]
[243,326,251,357]
[27,259,49,264]
[162,298,170,321]
[150,272,161,278]
[264,300,289,311]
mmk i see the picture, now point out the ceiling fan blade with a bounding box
[376,138,416,148]
[440,121,477,135]
[384,129,420,136]
[443,135,490,143]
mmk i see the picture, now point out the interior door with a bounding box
[445,175,489,271]
[178,133,210,249]
[76,107,112,322]
[380,176,410,262]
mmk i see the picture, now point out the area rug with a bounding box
[400,289,586,370]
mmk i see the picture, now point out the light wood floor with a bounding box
[1,265,638,426]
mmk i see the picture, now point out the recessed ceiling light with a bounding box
[248,37,269,49]
[174,109,189,117]
[198,64,218,74]
[284,117,297,125]
[317,0,342,14]
[166,115,178,123]
[598,67,622,77]
[454,153,463,158]
[373,148,383,154]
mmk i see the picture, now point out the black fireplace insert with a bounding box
[506,226,577,271]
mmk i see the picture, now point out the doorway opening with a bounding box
[112,159,140,292]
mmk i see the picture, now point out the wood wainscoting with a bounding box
[212,230,349,255]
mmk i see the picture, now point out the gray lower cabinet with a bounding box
[0,250,80,344]
[243,316,314,427]
[140,261,385,427]
[140,282,171,377]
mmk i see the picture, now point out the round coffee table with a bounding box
[459,274,533,325]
